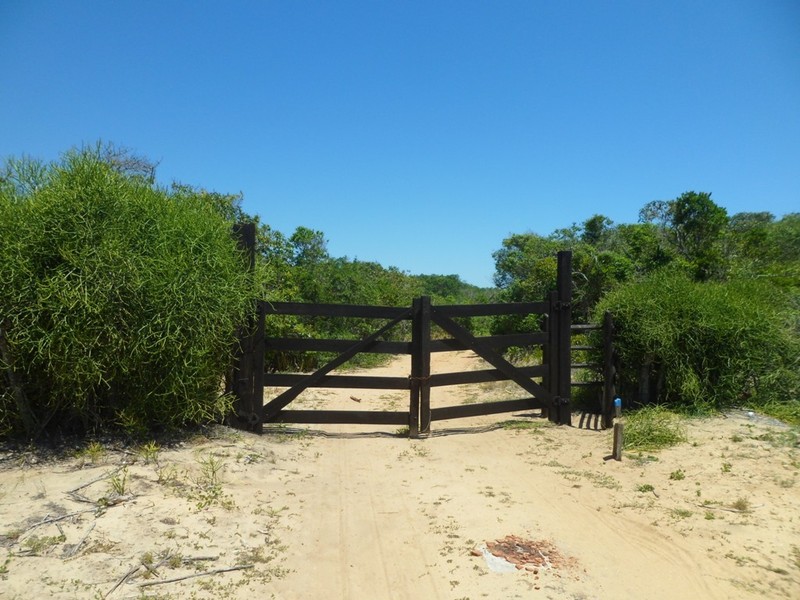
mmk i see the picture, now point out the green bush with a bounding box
[0,148,253,437]
[596,270,800,413]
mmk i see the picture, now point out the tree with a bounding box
[289,226,329,266]
[640,191,728,280]
[581,214,614,247]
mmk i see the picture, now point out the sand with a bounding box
[1,351,798,599]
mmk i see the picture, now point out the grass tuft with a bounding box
[623,405,688,451]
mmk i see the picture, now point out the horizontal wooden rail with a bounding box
[435,301,549,318]
[430,398,547,421]
[264,373,410,390]
[265,338,411,354]
[264,332,550,355]
[269,410,409,425]
[429,365,547,388]
[261,300,410,319]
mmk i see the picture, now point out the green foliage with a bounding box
[623,406,688,451]
[0,146,253,437]
[596,271,800,411]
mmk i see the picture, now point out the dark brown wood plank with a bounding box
[265,337,411,354]
[555,251,573,425]
[263,373,410,390]
[269,410,409,425]
[261,300,409,319]
[434,302,549,318]
[428,366,547,387]
[430,398,546,421]
[429,332,549,353]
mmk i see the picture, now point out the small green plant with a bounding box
[669,469,686,481]
[499,420,547,432]
[108,466,129,495]
[22,534,66,554]
[730,433,743,443]
[197,454,225,486]
[636,483,655,493]
[155,464,179,486]
[77,441,106,465]
[138,441,160,464]
[623,406,688,451]
[730,497,751,512]
[671,508,692,519]
[192,454,233,510]
[704,511,716,520]
[0,556,10,578]
[721,462,732,473]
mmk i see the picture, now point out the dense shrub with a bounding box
[595,271,800,413]
[0,149,253,437]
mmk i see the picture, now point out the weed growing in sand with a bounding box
[557,468,621,490]
[0,556,10,579]
[721,462,732,473]
[22,533,66,555]
[630,453,660,466]
[669,469,686,481]
[192,454,233,510]
[155,464,179,486]
[730,497,751,512]
[108,466,129,495]
[399,443,429,459]
[637,483,655,493]
[499,420,548,432]
[138,441,160,464]
[671,508,693,519]
[76,441,106,465]
[623,406,687,451]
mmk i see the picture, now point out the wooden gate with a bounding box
[229,247,576,437]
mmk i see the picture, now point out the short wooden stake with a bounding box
[612,422,624,461]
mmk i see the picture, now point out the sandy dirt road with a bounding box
[1,351,799,599]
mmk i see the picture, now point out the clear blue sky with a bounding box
[2,1,799,287]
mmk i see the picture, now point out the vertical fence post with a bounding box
[546,290,559,423]
[602,311,616,429]
[555,251,572,426]
[409,298,421,438]
[419,296,431,434]
[229,222,263,433]
[409,296,432,437]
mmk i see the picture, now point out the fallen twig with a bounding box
[137,564,253,588]
[697,503,764,514]
[103,564,140,598]
[23,508,96,534]
[66,466,126,496]
[65,522,96,558]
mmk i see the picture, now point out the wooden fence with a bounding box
[228,224,615,436]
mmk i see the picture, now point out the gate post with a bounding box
[229,223,264,433]
[601,311,616,429]
[410,296,431,437]
[555,251,573,426]
[545,290,558,423]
